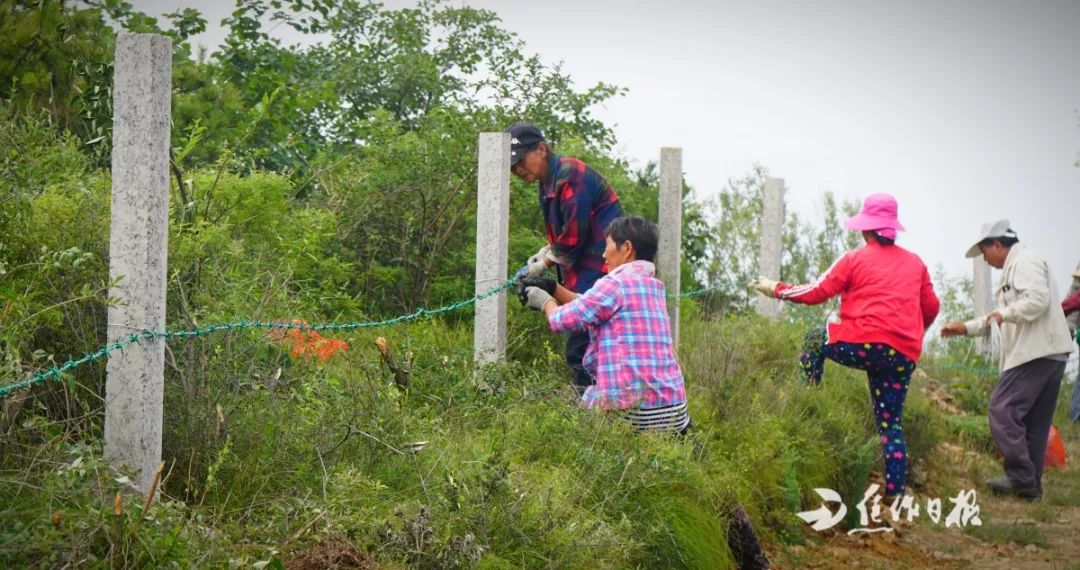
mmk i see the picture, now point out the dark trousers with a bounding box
[726,505,771,569]
[800,328,915,496]
[565,330,594,394]
[1069,344,1080,422]
[652,428,769,568]
[990,357,1065,490]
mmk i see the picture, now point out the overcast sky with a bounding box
[133,0,1080,293]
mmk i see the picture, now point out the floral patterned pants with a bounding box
[801,327,916,496]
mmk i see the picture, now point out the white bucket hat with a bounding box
[965,219,1017,258]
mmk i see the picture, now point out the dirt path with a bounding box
[768,381,1080,570]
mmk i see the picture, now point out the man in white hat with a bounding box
[941,220,1074,500]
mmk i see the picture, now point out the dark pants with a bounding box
[1070,363,1080,422]
[565,330,594,394]
[990,357,1065,490]
[662,428,769,568]
[800,328,915,496]
[726,505,771,569]
[1069,343,1080,422]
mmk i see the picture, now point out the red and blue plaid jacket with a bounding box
[539,152,623,293]
[547,260,687,410]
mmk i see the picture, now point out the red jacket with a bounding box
[1063,288,1080,316]
[775,241,940,362]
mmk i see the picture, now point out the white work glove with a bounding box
[524,244,552,278]
[749,277,780,298]
[525,286,555,311]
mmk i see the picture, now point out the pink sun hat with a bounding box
[843,193,905,239]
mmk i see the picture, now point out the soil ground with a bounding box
[767,376,1080,570]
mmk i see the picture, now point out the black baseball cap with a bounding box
[506,122,545,167]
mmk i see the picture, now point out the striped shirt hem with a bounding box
[623,402,691,434]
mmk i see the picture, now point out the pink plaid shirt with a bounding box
[547,260,687,410]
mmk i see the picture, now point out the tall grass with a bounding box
[0,313,948,568]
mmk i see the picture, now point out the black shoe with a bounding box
[985,476,1041,501]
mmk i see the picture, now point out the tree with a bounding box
[697,165,769,312]
[1,0,209,167]
[810,192,861,275]
[692,166,863,316]
[208,0,625,180]
[0,0,116,161]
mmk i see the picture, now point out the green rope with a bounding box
[0,275,1024,398]
[921,362,999,377]
[0,276,519,399]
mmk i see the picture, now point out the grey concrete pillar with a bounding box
[972,256,995,354]
[104,32,172,493]
[473,133,510,366]
[756,178,785,319]
[972,256,994,316]
[658,147,683,348]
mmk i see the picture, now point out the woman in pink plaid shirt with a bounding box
[520,216,771,568]
[520,216,691,434]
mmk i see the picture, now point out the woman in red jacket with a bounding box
[751,193,940,498]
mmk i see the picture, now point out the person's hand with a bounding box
[749,277,779,298]
[516,276,557,306]
[986,311,1003,326]
[525,286,555,312]
[940,322,967,338]
[524,245,551,277]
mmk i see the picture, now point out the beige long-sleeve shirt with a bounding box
[964,244,1074,372]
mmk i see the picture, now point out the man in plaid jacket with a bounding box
[508,122,623,393]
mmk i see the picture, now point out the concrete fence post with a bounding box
[104,32,172,493]
[473,133,511,366]
[658,147,683,348]
[756,177,785,319]
[972,256,995,354]
[972,256,994,316]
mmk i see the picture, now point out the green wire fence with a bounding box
[1,276,753,399]
[3,272,1056,400]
